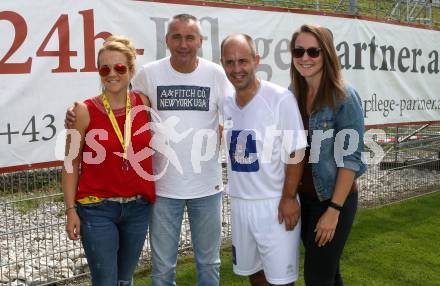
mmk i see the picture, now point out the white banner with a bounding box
[0,0,439,170]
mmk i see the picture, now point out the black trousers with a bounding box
[299,191,358,286]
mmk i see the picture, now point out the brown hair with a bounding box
[97,35,137,74]
[290,24,346,117]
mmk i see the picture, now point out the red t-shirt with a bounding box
[77,92,155,203]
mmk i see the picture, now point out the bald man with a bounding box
[221,34,307,286]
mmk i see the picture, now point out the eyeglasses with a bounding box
[292,47,321,59]
[98,63,128,77]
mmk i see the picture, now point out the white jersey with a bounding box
[224,80,307,199]
[132,57,233,199]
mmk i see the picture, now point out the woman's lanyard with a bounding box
[100,92,132,171]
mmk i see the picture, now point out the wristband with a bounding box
[328,201,343,212]
[65,206,76,214]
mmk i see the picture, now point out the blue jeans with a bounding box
[77,197,152,286]
[150,192,222,286]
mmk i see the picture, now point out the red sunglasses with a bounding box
[292,47,321,58]
[98,63,128,77]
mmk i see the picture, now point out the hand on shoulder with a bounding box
[136,91,151,107]
[71,102,89,130]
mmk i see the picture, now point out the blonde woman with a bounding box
[62,36,155,286]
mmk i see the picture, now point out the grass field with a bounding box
[133,191,440,285]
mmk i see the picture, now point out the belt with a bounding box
[77,195,142,204]
[107,195,143,203]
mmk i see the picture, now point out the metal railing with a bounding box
[359,124,440,207]
[197,0,440,27]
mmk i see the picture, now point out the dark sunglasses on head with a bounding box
[292,47,321,58]
[98,63,128,77]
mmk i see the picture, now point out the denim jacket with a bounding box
[308,84,367,201]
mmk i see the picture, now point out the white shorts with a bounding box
[231,197,301,284]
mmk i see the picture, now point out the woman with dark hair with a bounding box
[290,24,366,286]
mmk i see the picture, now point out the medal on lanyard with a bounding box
[101,92,132,171]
